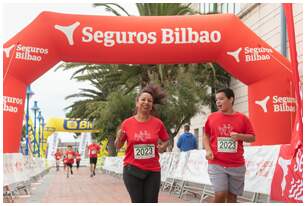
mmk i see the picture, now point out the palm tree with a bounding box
[93,3,231,111]
[92,3,198,89]
[93,3,196,16]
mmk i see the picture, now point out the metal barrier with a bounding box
[3,167,51,203]
[161,178,271,203]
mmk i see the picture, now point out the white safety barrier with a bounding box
[3,153,52,199]
[183,150,210,185]
[160,152,174,182]
[3,153,27,186]
[102,145,281,196]
[4,153,51,185]
[102,156,124,175]
[244,145,281,194]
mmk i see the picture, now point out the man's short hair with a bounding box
[184,124,190,131]
[216,88,235,105]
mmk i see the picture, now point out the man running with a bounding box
[87,139,101,177]
[54,148,62,171]
[65,145,75,178]
[75,150,81,171]
[203,88,255,203]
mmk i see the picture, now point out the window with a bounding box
[209,3,215,12]
[234,4,241,14]
[209,3,241,14]
[203,3,210,13]
[221,3,227,13]
[228,4,234,13]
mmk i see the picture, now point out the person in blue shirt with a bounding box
[177,124,197,152]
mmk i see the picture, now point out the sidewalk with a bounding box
[14,167,203,203]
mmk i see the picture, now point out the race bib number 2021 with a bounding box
[217,137,238,153]
[134,144,155,159]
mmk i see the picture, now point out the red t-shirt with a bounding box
[75,152,81,161]
[65,150,75,164]
[54,152,62,160]
[121,116,169,172]
[204,112,255,167]
[88,143,101,158]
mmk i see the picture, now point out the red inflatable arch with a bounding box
[4,12,296,153]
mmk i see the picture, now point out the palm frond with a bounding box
[93,3,131,16]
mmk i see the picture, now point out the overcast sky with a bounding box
[3,2,138,120]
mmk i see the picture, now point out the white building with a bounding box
[173,3,303,151]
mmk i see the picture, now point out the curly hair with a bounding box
[138,84,166,105]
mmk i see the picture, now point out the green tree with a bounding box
[93,3,196,16]
[191,63,231,112]
[94,92,136,156]
[155,71,205,147]
[93,3,231,108]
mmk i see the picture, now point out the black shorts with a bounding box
[90,157,97,164]
[66,163,73,168]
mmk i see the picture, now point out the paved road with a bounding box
[14,167,199,203]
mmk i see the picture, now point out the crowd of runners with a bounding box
[54,141,101,178]
[53,86,255,203]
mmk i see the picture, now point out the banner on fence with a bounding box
[244,145,281,194]
[103,145,281,195]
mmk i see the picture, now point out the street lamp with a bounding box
[25,86,34,156]
[31,101,40,156]
[41,117,46,157]
[37,111,42,158]
[73,134,78,152]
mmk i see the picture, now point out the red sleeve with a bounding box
[204,117,211,136]
[159,121,169,142]
[243,115,255,135]
[120,121,128,142]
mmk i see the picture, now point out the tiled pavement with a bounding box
[14,167,206,203]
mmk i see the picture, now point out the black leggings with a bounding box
[76,161,80,168]
[123,166,161,203]
[66,163,73,170]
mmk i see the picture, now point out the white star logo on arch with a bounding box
[3,44,15,58]
[54,22,80,46]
